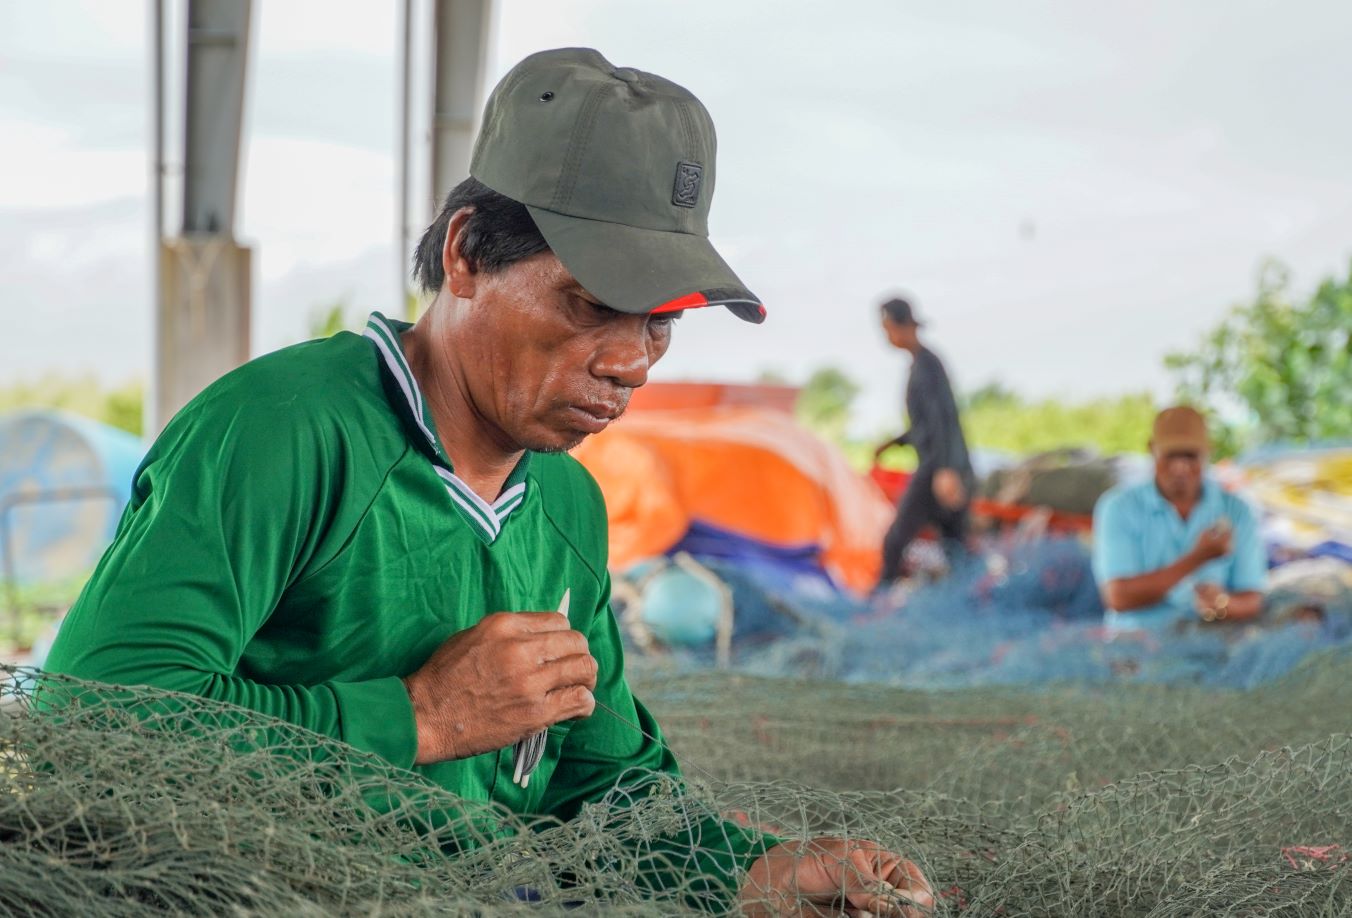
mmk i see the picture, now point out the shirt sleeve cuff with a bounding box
[330,675,419,770]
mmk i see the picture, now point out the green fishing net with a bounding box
[2,652,1350,916]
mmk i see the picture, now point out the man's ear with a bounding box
[443,207,477,299]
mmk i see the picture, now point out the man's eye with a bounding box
[575,296,616,318]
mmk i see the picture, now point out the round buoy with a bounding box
[640,565,723,647]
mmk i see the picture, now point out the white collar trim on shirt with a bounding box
[363,312,529,543]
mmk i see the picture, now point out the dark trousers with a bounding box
[880,467,969,585]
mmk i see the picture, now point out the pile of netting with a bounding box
[4,653,1351,916]
[623,538,1352,691]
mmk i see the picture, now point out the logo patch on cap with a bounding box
[672,161,703,208]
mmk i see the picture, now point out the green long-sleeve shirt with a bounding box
[45,312,773,904]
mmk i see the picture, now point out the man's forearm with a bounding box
[50,646,418,768]
[1103,551,1205,611]
[1219,590,1264,622]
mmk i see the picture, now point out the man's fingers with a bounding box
[841,849,934,918]
[525,629,590,667]
[882,860,936,917]
[865,887,934,918]
[840,848,889,913]
[542,652,599,692]
[545,683,595,720]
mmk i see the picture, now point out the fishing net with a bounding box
[621,538,1352,692]
[4,650,1351,916]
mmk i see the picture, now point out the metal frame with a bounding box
[430,0,491,211]
[181,0,252,235]
[146,0,495,421]
[399,0,493,315]
[151,0,254,433]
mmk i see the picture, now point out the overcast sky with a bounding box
[3,0,1351,432]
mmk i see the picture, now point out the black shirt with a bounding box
[899,346,972,476]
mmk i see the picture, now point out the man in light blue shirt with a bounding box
[1093,406,1267,633]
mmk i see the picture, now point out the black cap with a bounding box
[880,296,923,327]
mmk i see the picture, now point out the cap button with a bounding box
[612,67,638,83]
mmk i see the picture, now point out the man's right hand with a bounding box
[1189,522,1232,563]
[403,611,597,765]
[932,467,966,510]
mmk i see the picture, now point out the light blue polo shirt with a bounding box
[1092,478,1267,633]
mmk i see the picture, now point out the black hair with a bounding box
[879,296,916,325]
[411,178,551,294]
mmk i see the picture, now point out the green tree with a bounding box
[406,289,423,323]
[307,299,358,339]
[962,389,1156,457]
[312,292,423,334]
[962,380,1019,412]
[1166,260,1352,455]
[795,366,860,443]
[0,374,145,436]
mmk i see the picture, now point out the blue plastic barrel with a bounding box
[0,410,144,585]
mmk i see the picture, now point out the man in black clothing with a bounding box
[874,296,974,586]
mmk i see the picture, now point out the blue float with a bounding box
[0,410,143,586]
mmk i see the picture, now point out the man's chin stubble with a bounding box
[520,430,588,454]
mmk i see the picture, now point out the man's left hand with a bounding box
[738,838,934,917]
[1193,583,1229,621]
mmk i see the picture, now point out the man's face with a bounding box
[1154,446,1206,503]
[881,316,916,350]
[448,251,678,453]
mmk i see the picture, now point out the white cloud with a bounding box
[0,120,143,208]
[251,2,395,58]
[4,0,1352,432]
[236,137,396,282]
[0,2,144,59]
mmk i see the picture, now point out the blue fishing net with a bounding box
[623,537,1352,692]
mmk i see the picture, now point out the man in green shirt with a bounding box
[45,48,933,916]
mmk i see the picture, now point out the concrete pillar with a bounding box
[155,238,251,430]
[152,0,253,433]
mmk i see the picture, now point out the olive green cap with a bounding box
[470,48,765,324]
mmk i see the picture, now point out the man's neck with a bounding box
[1156,477,1199,521]
[403,304,524,503]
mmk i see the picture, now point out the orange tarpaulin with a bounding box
[571,404,895,593]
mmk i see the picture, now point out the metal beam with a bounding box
[154,0,254,432]
[430,0,491,217]
[152,0,165,244]
[398,0,492,315]
[398,0,415,314]
[182,0,252,234]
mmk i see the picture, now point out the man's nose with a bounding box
[591,320,651,389]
